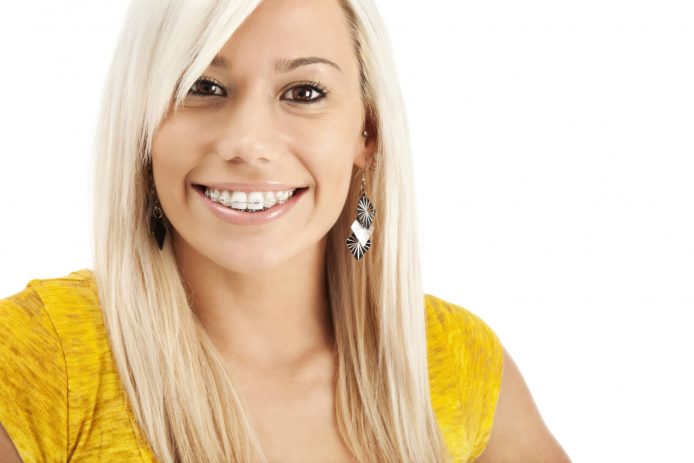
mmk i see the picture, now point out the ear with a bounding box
[354,119,378,170]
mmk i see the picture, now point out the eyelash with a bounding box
[188,75,329,104]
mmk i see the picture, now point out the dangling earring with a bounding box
[346,167,376,261]
[149,181,167,250]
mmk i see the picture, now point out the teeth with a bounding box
[219,190,232,207]
[247,192,264,211]
[230,191,247,210]
[263,191,277,208]
[204,187,299,212]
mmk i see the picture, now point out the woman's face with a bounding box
[151,0,375,274]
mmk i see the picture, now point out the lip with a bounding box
[195,182,305,193]
[193,184,307,225]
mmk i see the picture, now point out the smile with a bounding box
[202,186,300,212]
[192,184,308,225]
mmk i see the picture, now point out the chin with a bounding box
[210,246,293,275]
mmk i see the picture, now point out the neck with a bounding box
[173,233,335,372]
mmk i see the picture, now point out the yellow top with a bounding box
[0,269,503,463]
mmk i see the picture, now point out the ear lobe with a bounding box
[355,112,378,168]
[354,132,377,169]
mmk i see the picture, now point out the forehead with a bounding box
[213,0,357,77]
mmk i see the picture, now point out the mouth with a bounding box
[192,184,309,213]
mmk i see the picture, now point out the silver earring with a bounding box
[346,171,375,261]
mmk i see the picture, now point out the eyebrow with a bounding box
[210,54,342,73]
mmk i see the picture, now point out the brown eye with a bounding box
[282,81,328,104]
[188,78,226,97]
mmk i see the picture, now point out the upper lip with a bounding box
[195,182,306,192]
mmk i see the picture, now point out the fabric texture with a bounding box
[0,269,503,463]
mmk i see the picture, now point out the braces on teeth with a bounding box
[204,187,296,212]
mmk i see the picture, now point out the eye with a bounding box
[186,77,328,104]
[281,81,328,104]
[188,76,226,97]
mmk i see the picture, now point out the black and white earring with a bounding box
[149,182,167,250]
[346,156,376,261]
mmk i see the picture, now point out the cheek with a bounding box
[154,114,208,168]
[306,138,356,221]
[150,117,201,209]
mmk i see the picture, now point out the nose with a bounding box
[214,91,281,164]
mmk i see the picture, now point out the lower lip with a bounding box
[193,185,307,225]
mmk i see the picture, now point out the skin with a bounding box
[473,348,572,462]
[152,0,372,371]
[152,0,373,460]
[0,423,20,463]
[0,0,570,461]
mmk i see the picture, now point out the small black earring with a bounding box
[149,182,166,250]
[345,171,375,261]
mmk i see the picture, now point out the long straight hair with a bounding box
[91,0,450,461]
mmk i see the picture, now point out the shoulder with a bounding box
[424,294,571,462]
[472,347,572,462]
[424,294,504,384]
[2,269,155,462]
[0,268,103,362]
[1,269,103,352]
[18,268,98,311]
[0,268,98,323]
[424,294,504,461]
[0,271,88,461]
[0,268,107,462]
[0,268,98,360]
[425,293,502,352]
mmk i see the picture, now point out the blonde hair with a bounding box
[91,0,450,461]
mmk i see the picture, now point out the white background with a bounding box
[1,1,692,461]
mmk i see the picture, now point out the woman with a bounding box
[0,0,570,461]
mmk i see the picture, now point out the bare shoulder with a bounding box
[0,422,23,463]
[473,347,572,463]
